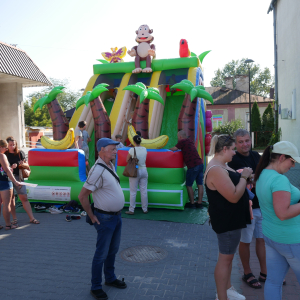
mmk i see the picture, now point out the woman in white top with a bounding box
[125,135,148,214]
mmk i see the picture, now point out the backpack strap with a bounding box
[97,163,120,185]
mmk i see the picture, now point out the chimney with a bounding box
[235,75,249,93]
[224,77,233,89]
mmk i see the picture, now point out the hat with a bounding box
[96,138,119,152]
[272,141,300,163]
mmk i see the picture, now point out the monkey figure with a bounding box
[127,24,156,73]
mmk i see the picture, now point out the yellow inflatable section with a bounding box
[69,74,99,130]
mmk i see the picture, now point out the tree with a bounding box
[251,101,261,132]
[262,103,274,131]
[213,119,243,136]
[210,58,274,97]
[24,78,81,127]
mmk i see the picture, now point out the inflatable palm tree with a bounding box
[76,84,110,159]
[33,86,69,140]
[123,83,164,139]
[172,80,213,140]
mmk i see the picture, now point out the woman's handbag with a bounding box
[123,148,139,178]
[18,153,31,179]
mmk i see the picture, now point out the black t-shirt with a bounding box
[228,151,261,209]
[6,151,26,176]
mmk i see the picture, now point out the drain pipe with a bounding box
[271,2,278,132]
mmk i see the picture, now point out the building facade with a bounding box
[0,42,51,146]
[268,0,300,148]
[206,76,273,131]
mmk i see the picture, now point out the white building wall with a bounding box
[276,0,300,148]
[0,83,25,147]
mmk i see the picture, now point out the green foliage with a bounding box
[213,119,244,136]
[25,78,81,126]
[210,58,274,97]
[251,101,261,132]
[262,103,274,131]
[269,128,282,145]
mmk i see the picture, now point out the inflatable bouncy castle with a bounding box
[28,24,213,210]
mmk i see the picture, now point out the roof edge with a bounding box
[267,0,278,13]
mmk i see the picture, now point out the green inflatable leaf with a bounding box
[96,59,109,64]
[191,52,197,57]
[172,82,193,94]
[148,91,164,105]
[90,84,109,101]
[136,82,147,90]
[196,89,214,104]
[147,87,159,94]
[48,86,65,102]
[123,84,145,95]
[198,50,211,64]
[190,88,198,101]
[180,80,194,88]
[38,95,49,109]
[33,99,41,113]
[140,90,148,103]
[76,97,86,110]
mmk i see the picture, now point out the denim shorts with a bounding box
[240,208,263,243]
[216,229,242,255]
[186,164,204,186]
[0,180,13,191]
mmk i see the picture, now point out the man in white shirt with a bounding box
[79,138,126,300]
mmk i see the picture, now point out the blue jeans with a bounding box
[91,211,122,290]
[264,235,300,300]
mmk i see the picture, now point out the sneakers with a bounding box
[49,207,63,214]
[216,286,246,300]
[227,286,246,300]
[125,211,134,215]
[81,211,87,217]
[195,203,204,209]
[65,215,81,222]
[185,202,196,209]
[105,278,127,289]
[90,289,108,300]
[34,205,46,211]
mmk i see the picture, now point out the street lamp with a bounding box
[245,59,254,142]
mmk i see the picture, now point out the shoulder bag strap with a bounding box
[97,163,120,185]
[134,147,136,158]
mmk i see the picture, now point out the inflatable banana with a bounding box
[41,128,75,150]
[128,125,169,149]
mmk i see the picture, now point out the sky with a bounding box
[1,0,274,99]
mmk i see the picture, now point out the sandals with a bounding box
[242,273,262,289]
[258,272,267,282]
[259,272,286,285]
[30,219,40,224]
[5,224,18,230]
[11,218,18,225]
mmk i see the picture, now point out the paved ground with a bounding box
[0,148,297,299]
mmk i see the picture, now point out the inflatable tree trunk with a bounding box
[90,96,111,160]
[47,99,69,140]
[132,96,150,139]
[177,94,197,141]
